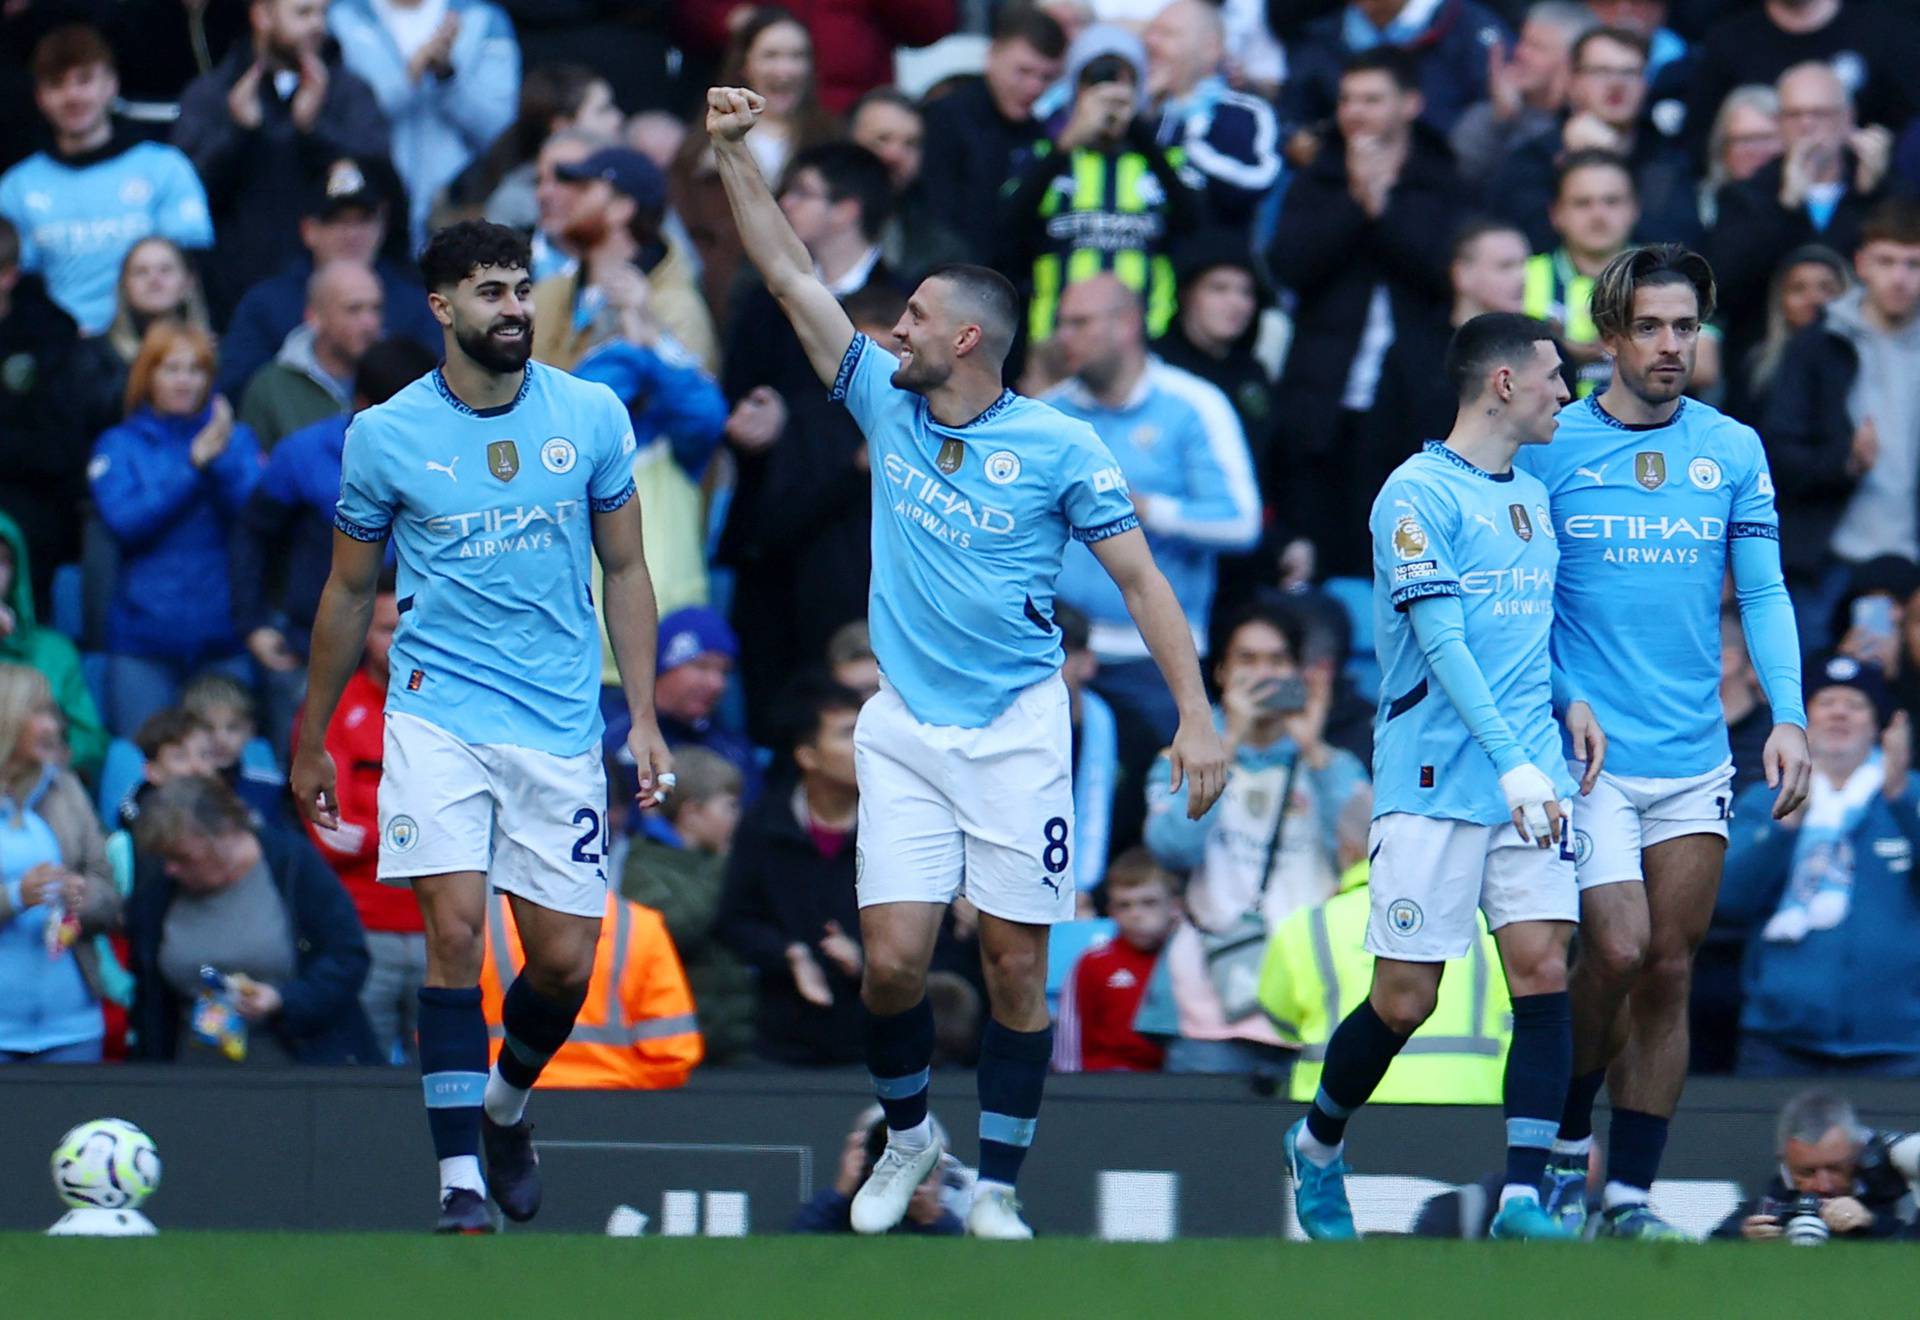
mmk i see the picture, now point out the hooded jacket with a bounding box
[237,324,352,453]
[0,513,107,780]
[230,413,348,658]
[89,403,262,662]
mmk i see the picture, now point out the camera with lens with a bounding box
[1777,1193,1829,1246]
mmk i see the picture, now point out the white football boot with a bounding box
[965,1184,1034,1240]
[849,1139,943,1234]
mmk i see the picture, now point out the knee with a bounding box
[1578,925,1648,988]
[522,953,594,1003]
[1372,983,1438,1036]
[1636,942,1696,1003]
[1506,945,1570,998]
[862,950,927,1013]
[427,917,486,982]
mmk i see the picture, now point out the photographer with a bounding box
[1720,1090,1920,1242]
[790,1105,967,1236]
[1144,601,1369,1076]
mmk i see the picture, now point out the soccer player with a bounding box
[1516,245,1811,1239]
[1286,313,1604,1242]
[705,86,1227,1239]
[290,220,673,1233]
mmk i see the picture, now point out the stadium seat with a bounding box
[1323,577,1381,703]
[96,737,144,822]
[1046,918,1116,1015]
[80,653,110,729]
[50,564,83,641]
[240,736,280,776]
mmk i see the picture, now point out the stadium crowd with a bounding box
[3,0,1920,1108]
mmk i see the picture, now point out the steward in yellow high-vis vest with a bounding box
[1523,248,1610,398]
[480,892,703,1090]
[1257,861,1510,1104]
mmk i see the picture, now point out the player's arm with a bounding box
[592,495,673,806]
[290,530,386,829]
[1550,663,1607,795]
[1729,449,1812,818]
[705,87,855,387]
[1089,527,1227,819]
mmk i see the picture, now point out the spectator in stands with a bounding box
[1368,219,1532,484]
[717,680,865,1067]
[524,128,604,282]
[1142,0,1281,229]
[479,886,702,1088]
[329,0,520,250]
[1153,232,1276,487]
[1280,0,1509,140]
[1000,45,1200,343]
[128,774,378,1064]
[1449,1,1595,188]
[531,146,716,374]
[671,8,841,316]
[172,0,390,318]
[0,663,118,1064]
[496,0,677,117]
[91,322,260,738]
[473,63,622,229]
[681,0,952,116]
[230,339,436,745]
[0,25,212,336]
[1052,848,1173,1073]
[1727,242,1846,426]
[640,607,758,805]
[1049,275,1260,744]
[0,517,105,781]
[920,4,1065,266]
[1710,61,1894,367]
[1491,26,1698,251]
[1717,655,1920,1078]
[0,216,81,623]
[792,1107,966,1234]
[620,746,754,1065]
[1057,605,1119,896]
[219,159,440,400]
[1723,1090,1920,1241]
[1527,150,1642,398]
[120,707,216,829]
[294,572,423,1063]
[717,279,891,746]
[826,621,880,706]
[1147,602,1370,1075]
[1700,86,1782,230]
[848,89,969,284]
[1763,201,1920,628]
[238,261,385,452]
[1687,0,1920,169]
[181,673,286,825]
[1723,603,1776,798]
[1269,48,1462,578]
[71,238,212,448]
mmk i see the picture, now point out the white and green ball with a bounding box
[51,1118,162,1210]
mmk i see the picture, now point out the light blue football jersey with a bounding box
[830,333,1138,728]
[1371,442,1575,826]
[1516,396,1781,777]
[334,363,638,756]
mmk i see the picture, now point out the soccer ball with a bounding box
[51,1118,162,1210]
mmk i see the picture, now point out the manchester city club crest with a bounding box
[540,436,577,474]
[487,440,520,482]
[1387,899,1423,936]
[1634,450,1666,490]
[935,438,965,476]
[386,815,419,854]
[1509,503,1533,541]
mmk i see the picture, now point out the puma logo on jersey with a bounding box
[1471,513,1499,532]
[426,457,459,482]
[1575,464,1609,485]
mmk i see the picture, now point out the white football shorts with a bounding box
[854,674,1076,926]
[1365,805,1578,961]
[1568,759,1735,890]
[377,711,610,919]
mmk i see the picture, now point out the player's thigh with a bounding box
[378,712,494,882]
[952,677,1076,926]
[1480,803,1578,959]
[1636,761,1736,850]
[1568,764,1644,891]
[411,870,491,985]
[1364,813,1492,962]
[481,740,612,921]
[1640,831,1728,962]
[855,683,965,910]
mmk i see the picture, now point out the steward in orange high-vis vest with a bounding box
[480,892,703,1089]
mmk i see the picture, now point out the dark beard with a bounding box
[890,354,948,394]
[455,318,532,376]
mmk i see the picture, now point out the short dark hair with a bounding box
[1444,312,1559,402]
[992,2,1067,60]
[1078,52,1139,89]
[1571,24,1649,70]
[417,220,531,292]
[1451,216,1526,265]
[1589,244,1717,340]
[1554,147,1635,202]
[354,337,439,406]
[850,86,919,125]
[780,677,863,757]
[842,282,907,333]
[32,24,113,85]
[1341,46,1419,92]
[922,263,1021,362]
[1859,197,1920,249]
[133,775,254,855]
[134,707,208,761]
[1219,600,1307,672]
[783,142,893,242]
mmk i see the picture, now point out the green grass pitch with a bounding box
[4,1235,1909,1319]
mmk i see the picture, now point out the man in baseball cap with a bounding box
[607,608,758,827]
